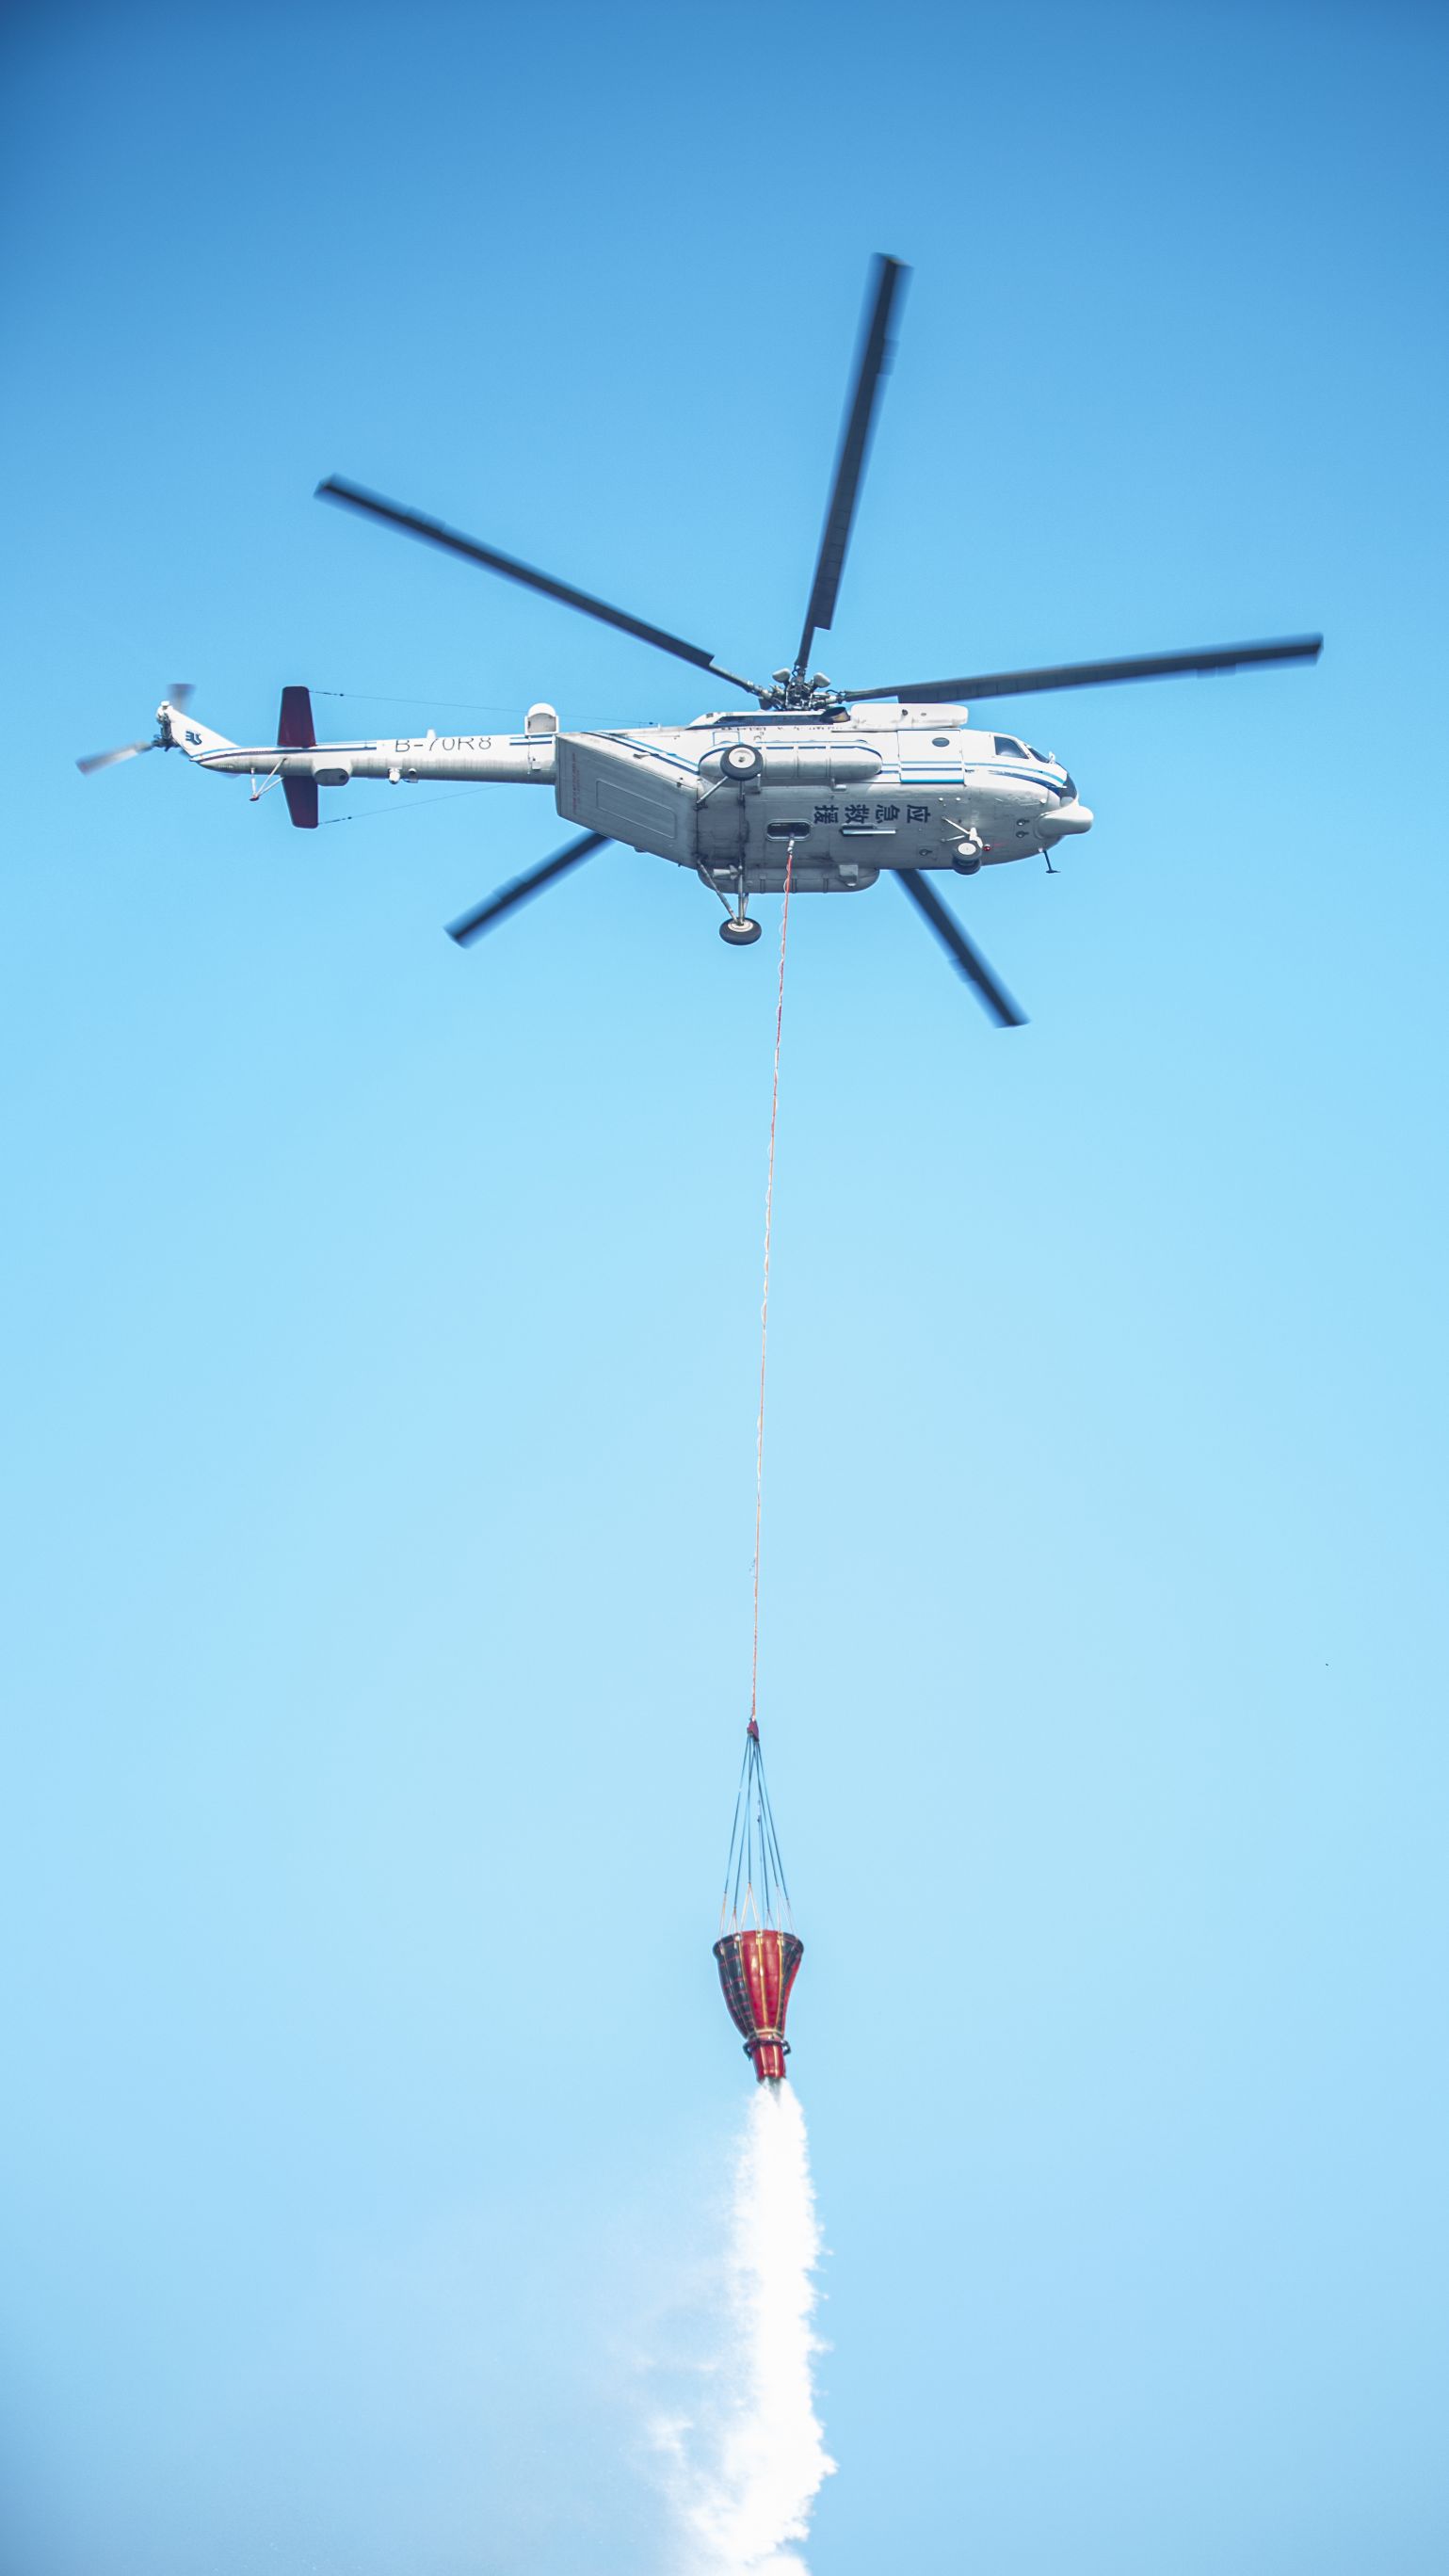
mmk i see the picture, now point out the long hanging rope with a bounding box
[749,848,795,1732]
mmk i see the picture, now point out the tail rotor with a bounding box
[75,683,194,777]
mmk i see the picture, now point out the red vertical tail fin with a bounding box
[278,685,315,748]
[279,685,318,829]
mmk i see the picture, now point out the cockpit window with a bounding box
[1028,746,1054,765]
[992,734,1027,759]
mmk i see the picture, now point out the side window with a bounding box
[993,734,1026,759]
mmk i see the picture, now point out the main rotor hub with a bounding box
[760,666,843,712]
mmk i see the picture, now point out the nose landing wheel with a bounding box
[719,914,763,947]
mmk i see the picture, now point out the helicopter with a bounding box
[79,256,1321,1028]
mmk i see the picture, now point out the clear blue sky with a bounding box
[4,5,1447,2569]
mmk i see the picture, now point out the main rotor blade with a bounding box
[76,737,153,775]
[318,477,763,700]
[796,254,909,675]
[846,635,1324,704]
[444,830,608,948]
[894,869,1026,1027]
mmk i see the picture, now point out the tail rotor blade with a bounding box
[894,868,1026,1026]
[169,681,195,713]
[445,830,609,948]
[75,736,154,776]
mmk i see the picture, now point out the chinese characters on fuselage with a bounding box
[813,801,931,826]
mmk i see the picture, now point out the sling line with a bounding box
[749,847,795,1732]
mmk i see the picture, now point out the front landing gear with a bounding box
[719,914,763,947]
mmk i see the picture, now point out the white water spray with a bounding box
[653,2083,835,2574]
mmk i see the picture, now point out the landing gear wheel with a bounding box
[719,915,763,947]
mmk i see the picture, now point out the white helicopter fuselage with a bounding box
[173,700,1093,893]
[84,254,1316,1013]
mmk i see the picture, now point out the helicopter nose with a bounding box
[1046,797,1093,834]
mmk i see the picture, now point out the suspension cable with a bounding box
[718,1699,797,1932]
[749,847,795,1733]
